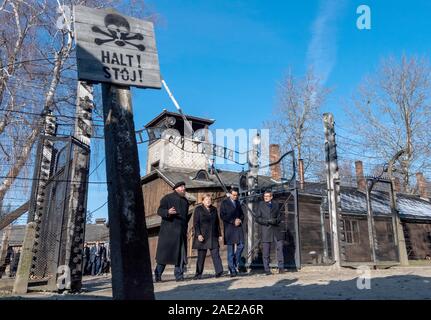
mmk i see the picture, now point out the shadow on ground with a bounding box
[154,274,431,300]
[1,272,430,300]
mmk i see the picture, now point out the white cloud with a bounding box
[306,0,346,84]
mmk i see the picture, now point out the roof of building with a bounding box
[0,223,109,247]
[144,110,215,128]
[141,168,431,222]
[320,186,431,221]
[141,167,275,190]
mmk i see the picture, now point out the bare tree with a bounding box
[0,0,153,204]
[346,55,431,193]
[265,68,330,179]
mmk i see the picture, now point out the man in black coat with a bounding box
[255,190,285,275]
[154,181,190,282]
[90,242,101,276]
[220,188,244,277]
[82,242,90,276]
[97,243,107,275]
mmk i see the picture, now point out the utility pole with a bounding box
[323,113,342,268]
[102,84,154,300]
[63,81,94,292]
[387,150,409,266]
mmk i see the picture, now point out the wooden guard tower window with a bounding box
[150,161,160,171]
[194,169,209,181]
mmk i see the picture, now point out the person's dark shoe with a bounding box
[230,272,237,278]
[176,277,185,282]
[264,271,272,276]
[193,274,202,280]
[278,268,285,274]
[215,271,223,278]
[154,275,162,282]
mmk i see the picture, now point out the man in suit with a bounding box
[220,188,244,277]
[255,190,285,275]
[154,181,190,282]
[91,242,102,276]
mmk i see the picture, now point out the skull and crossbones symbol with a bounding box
[92,13,146,51]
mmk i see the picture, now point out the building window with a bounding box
[194,169,209,181]
[150,161,160,170]
[344,219,360,244]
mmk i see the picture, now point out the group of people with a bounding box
[0,246,20,278]
[154,181,285,282]
[82,241,111,276]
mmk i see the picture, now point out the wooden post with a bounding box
[292,179,301,270]
[0,224,12,278]
[63,81,94,292]
[102,84,154,300]
[13,222,36,294]
[15,112,56,293]
[387,150,409,266]
[319,203,329,263]
[390,182,409,266]
[365,180,377,265]
[323,113,342,268]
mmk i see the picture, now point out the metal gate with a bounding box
[28,135,89,289]
[331,177,401,267]
[241,150,301,271]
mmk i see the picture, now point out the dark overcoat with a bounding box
[192,205,221,250]
[155,191,190,265]
[255,200,284,242]
[220,197,244,245]
[89,246,96,263]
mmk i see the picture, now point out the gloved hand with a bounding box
[267,218,278,225]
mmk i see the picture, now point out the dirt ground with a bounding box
[1,265,431,300]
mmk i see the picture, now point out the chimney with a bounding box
[355,160,366,192]
[394,177,401,193]
[269,144,281,181]
[95,218,107,225]
[298,159,305,190]
[416,172,428,199]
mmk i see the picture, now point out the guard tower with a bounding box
[144,110,215,173]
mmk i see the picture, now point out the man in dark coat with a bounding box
[82,242,90,276]
[220,188,244,277]
[88,243,96,275]
[154,181,190,282]
[90,242,101,276]
[9,248,20,277]
[98,243,107,275]
[255,190,285,275]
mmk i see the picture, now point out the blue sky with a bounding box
[86,0,431,221]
